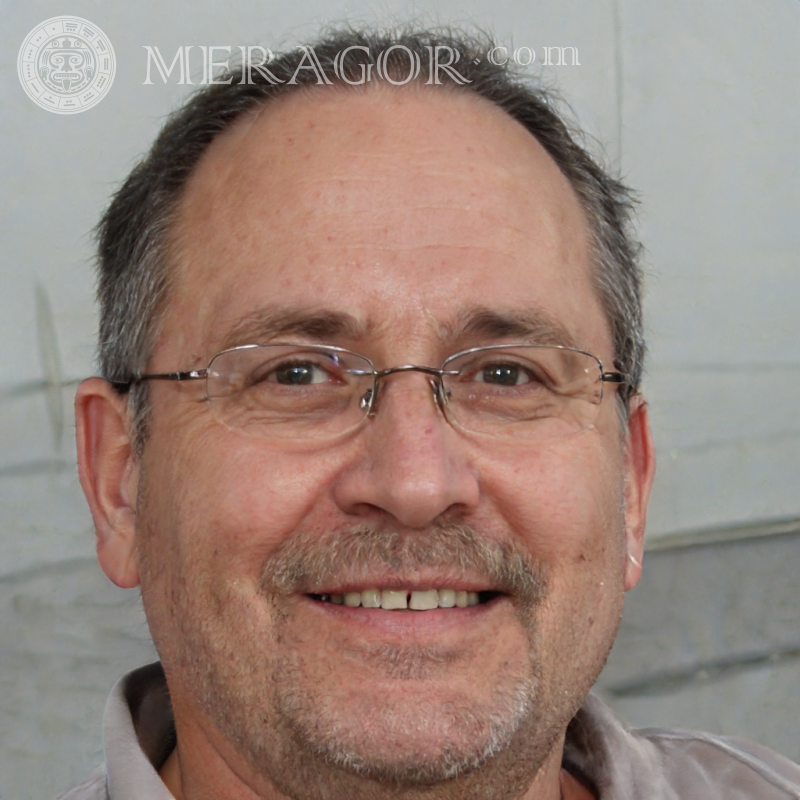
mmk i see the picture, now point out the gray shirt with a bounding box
[59,662,800,799]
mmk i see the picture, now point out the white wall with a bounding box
[0,1,798,797]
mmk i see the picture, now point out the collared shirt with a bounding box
[59,662,800,800]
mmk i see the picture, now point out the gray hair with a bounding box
[95,26,644,452]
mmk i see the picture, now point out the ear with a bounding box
[622,396,656,591]
[75,378,141,588]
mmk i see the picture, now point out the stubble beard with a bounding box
[142,523,591,800]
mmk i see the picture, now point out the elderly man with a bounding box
[67,27,799,800]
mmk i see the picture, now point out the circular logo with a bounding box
[17,16,116,114]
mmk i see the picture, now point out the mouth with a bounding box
[309,588,502,610]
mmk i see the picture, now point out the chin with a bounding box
[287,679,537,782]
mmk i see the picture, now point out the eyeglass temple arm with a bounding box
[109,369,209,391]
[601,371,625,384]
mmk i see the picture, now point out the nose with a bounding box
[332,370,480,528]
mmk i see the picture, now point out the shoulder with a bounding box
[565,694,800,800]
[640,725,800,799]
[56,662,174,800]
[56,765,108,800]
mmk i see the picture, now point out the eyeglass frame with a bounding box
[111,342,627,435]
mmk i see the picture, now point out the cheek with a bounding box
[144,424,351,580]
[475,433,628,643]
[476,433,625,560]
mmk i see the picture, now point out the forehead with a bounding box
[164,85,608,363]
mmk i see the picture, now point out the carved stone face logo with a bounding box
[40,37,95,94]
[18,17,116,114]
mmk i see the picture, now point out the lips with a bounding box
[310,588,496,609]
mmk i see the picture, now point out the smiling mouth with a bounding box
[309,588,501,610]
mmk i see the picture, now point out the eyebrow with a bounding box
[219,304,578,352]
[221,306,370,350]
[442,307,579,350]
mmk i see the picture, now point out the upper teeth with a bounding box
[319,589,481,610]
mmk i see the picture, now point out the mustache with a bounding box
[261,523,548,605]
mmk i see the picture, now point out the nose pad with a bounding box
[359,387,374,413]
[430,377,449,414]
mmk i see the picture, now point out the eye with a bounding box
[473,362,533,386]
[266,360,333,386]
[244,354,352,390]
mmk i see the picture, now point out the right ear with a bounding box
[75,378,141,588]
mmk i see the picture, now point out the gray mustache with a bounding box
[261,523,548,605]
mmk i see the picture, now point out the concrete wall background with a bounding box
[0,0,798,797]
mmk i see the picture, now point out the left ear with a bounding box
[622,396,656,591]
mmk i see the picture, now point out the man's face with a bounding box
[129,88,649,799]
